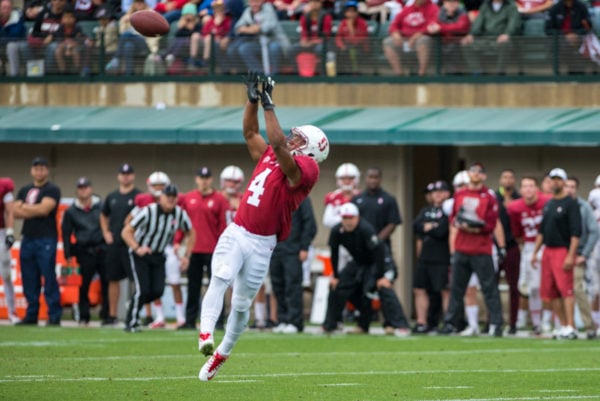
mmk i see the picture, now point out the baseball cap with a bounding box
[94,5,112,19]
[548,167,567,181]
[340,202,359,217]
[182,2,197,15]
[119,163,135,174]
[197,166,212,178]
[344,1,358,10]
[162,184,179,196]
[32,156,49,167]
[423,182,435,194]
[433,180,450,191]
[76,177,92,187]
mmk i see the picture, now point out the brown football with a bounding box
[130,10,170,37]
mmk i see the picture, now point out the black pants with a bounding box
[184,253,213,325]
[378,285,409,329]
[444,251,503,327]
[75,246,108,322]
[126,252,166,328]
[323,262,372,332]
[270,250,304,330]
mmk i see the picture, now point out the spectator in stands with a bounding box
[83,5,119,75]
[197,0,231,71]
[588,178,600,337]
[383,0,439,76]
[426,0,470,74]
[6,0,67,76]
[155,0,192,23]
[105,0,160,75]
[273,0,306,20]
[0,0,26,75]
[357,0,397,24]
[74,0,103,20]
[335,1,369,75]
[460,0,521,75]
[226,0,290,74]
[545,0,593,75]
[162,2,202,73]
[293,0,333,58]
[516,0,553,20]
[23,0,46,21]
[54,7,90,74]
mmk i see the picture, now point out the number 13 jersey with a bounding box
[234,146,320,242]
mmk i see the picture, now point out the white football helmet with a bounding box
[452,170,470,188]
[287,125,329,164]
[147,171,171,197]
[595,174,600,187]
[220,165,245,194]
[335,163,360,191]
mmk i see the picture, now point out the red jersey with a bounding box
[0,178,15,229]
[181,190,229,253]
[507,193,550,243]
[324,188,356,207]
[201,15,232,39]
[335,17,370,52]
[134,192,158,208]
[451,185,498,255]
[299,12,333,42]
[234,146,319,241]
[389,0,439,38]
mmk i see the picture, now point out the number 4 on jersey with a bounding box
[246,168,272,207]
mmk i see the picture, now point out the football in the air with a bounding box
[130,10,170,37]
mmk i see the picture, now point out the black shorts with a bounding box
[105,243,132,281]
[413,260,449,292]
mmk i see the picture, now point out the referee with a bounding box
[121,184,195,332]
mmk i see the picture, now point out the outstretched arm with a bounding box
[260,77,301,186]
[243,71,268,162]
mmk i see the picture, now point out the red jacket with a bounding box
[299,11,333,42]
[335,17,369,52]
[451,185,498,255]
[389,0,439,38]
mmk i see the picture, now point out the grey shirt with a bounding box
[576,196,599,259]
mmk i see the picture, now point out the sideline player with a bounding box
[0,177,18,324]
[507,175,551,334]
[197,72,329,382]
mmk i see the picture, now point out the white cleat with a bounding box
[281,324,298,334]
[199,351,228,382]
[460,326,480,337]
[198,332,214,356]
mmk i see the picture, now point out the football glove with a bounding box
[259,76,275,111]
[5,232,14,248]
[497,247,507,266]
[245,71,260,104]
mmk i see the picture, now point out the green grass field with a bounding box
[1,324,599,401]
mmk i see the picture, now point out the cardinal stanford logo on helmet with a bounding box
[287,125,329,163]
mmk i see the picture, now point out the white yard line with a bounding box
[1,367,600,383]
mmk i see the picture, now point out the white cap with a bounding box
[595,174,600,187]
[548,168,567,181]
[339,202,359,217]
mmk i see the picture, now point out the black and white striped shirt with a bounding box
[130,203,192,254]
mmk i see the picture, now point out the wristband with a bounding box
[6,228,14,236]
